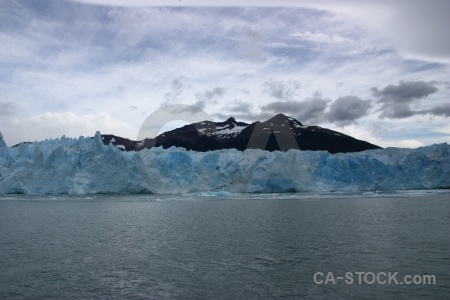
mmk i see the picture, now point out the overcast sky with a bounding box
[1,0,449,148]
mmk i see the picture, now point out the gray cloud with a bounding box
[173,87,225,115]
[384,0,450,63]
[175,86,227,114]
[326,96,372,126]
[0,102,16,116]
[293,98,330,123]
[212,112,230,120]
[426,103,450,117]
[261,97,329,123]
[229,101,253,113]
[263,79,300,101]
[212,101,258,122]
[164,99,206,115]
[129,105,138,110]
[372,80,438,101]
[196,86,226,103]
[162,76,189,106]
[212,100,271,122]
[372,81,438,119]
[160,77,212,115]
[159,101,208,116]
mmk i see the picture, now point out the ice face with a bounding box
[0,132,449,194]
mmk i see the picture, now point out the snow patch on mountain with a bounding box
[193,117,249,140]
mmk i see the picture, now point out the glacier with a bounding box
[0,131,449,195]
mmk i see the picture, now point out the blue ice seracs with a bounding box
[0,131,449,194]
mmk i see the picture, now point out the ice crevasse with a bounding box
[0,131,449,194]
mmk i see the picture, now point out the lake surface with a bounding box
[1,191,449,299]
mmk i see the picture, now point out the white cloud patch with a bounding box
[289,31,371,55]
[291,31,348,44]
[1,112,137,146]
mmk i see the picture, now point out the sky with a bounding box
[1,0,449,148]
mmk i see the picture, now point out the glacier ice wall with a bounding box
[0,132,449,194]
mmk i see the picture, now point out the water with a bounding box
[1,191,449,299]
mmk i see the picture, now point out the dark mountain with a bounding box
[101,114,381,153]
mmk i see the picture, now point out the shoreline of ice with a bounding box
[1,131,449,195]
[1,189,450,201]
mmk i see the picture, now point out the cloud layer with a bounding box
[0,0,449,147]
[327,96,372,125]
[372,81,442,119]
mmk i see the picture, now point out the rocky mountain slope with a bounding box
[101,114,381,153]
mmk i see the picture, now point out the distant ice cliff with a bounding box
[0,132,449,194]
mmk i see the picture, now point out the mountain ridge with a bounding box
[101,113,381,153]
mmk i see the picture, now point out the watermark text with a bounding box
[313,272,436,285]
